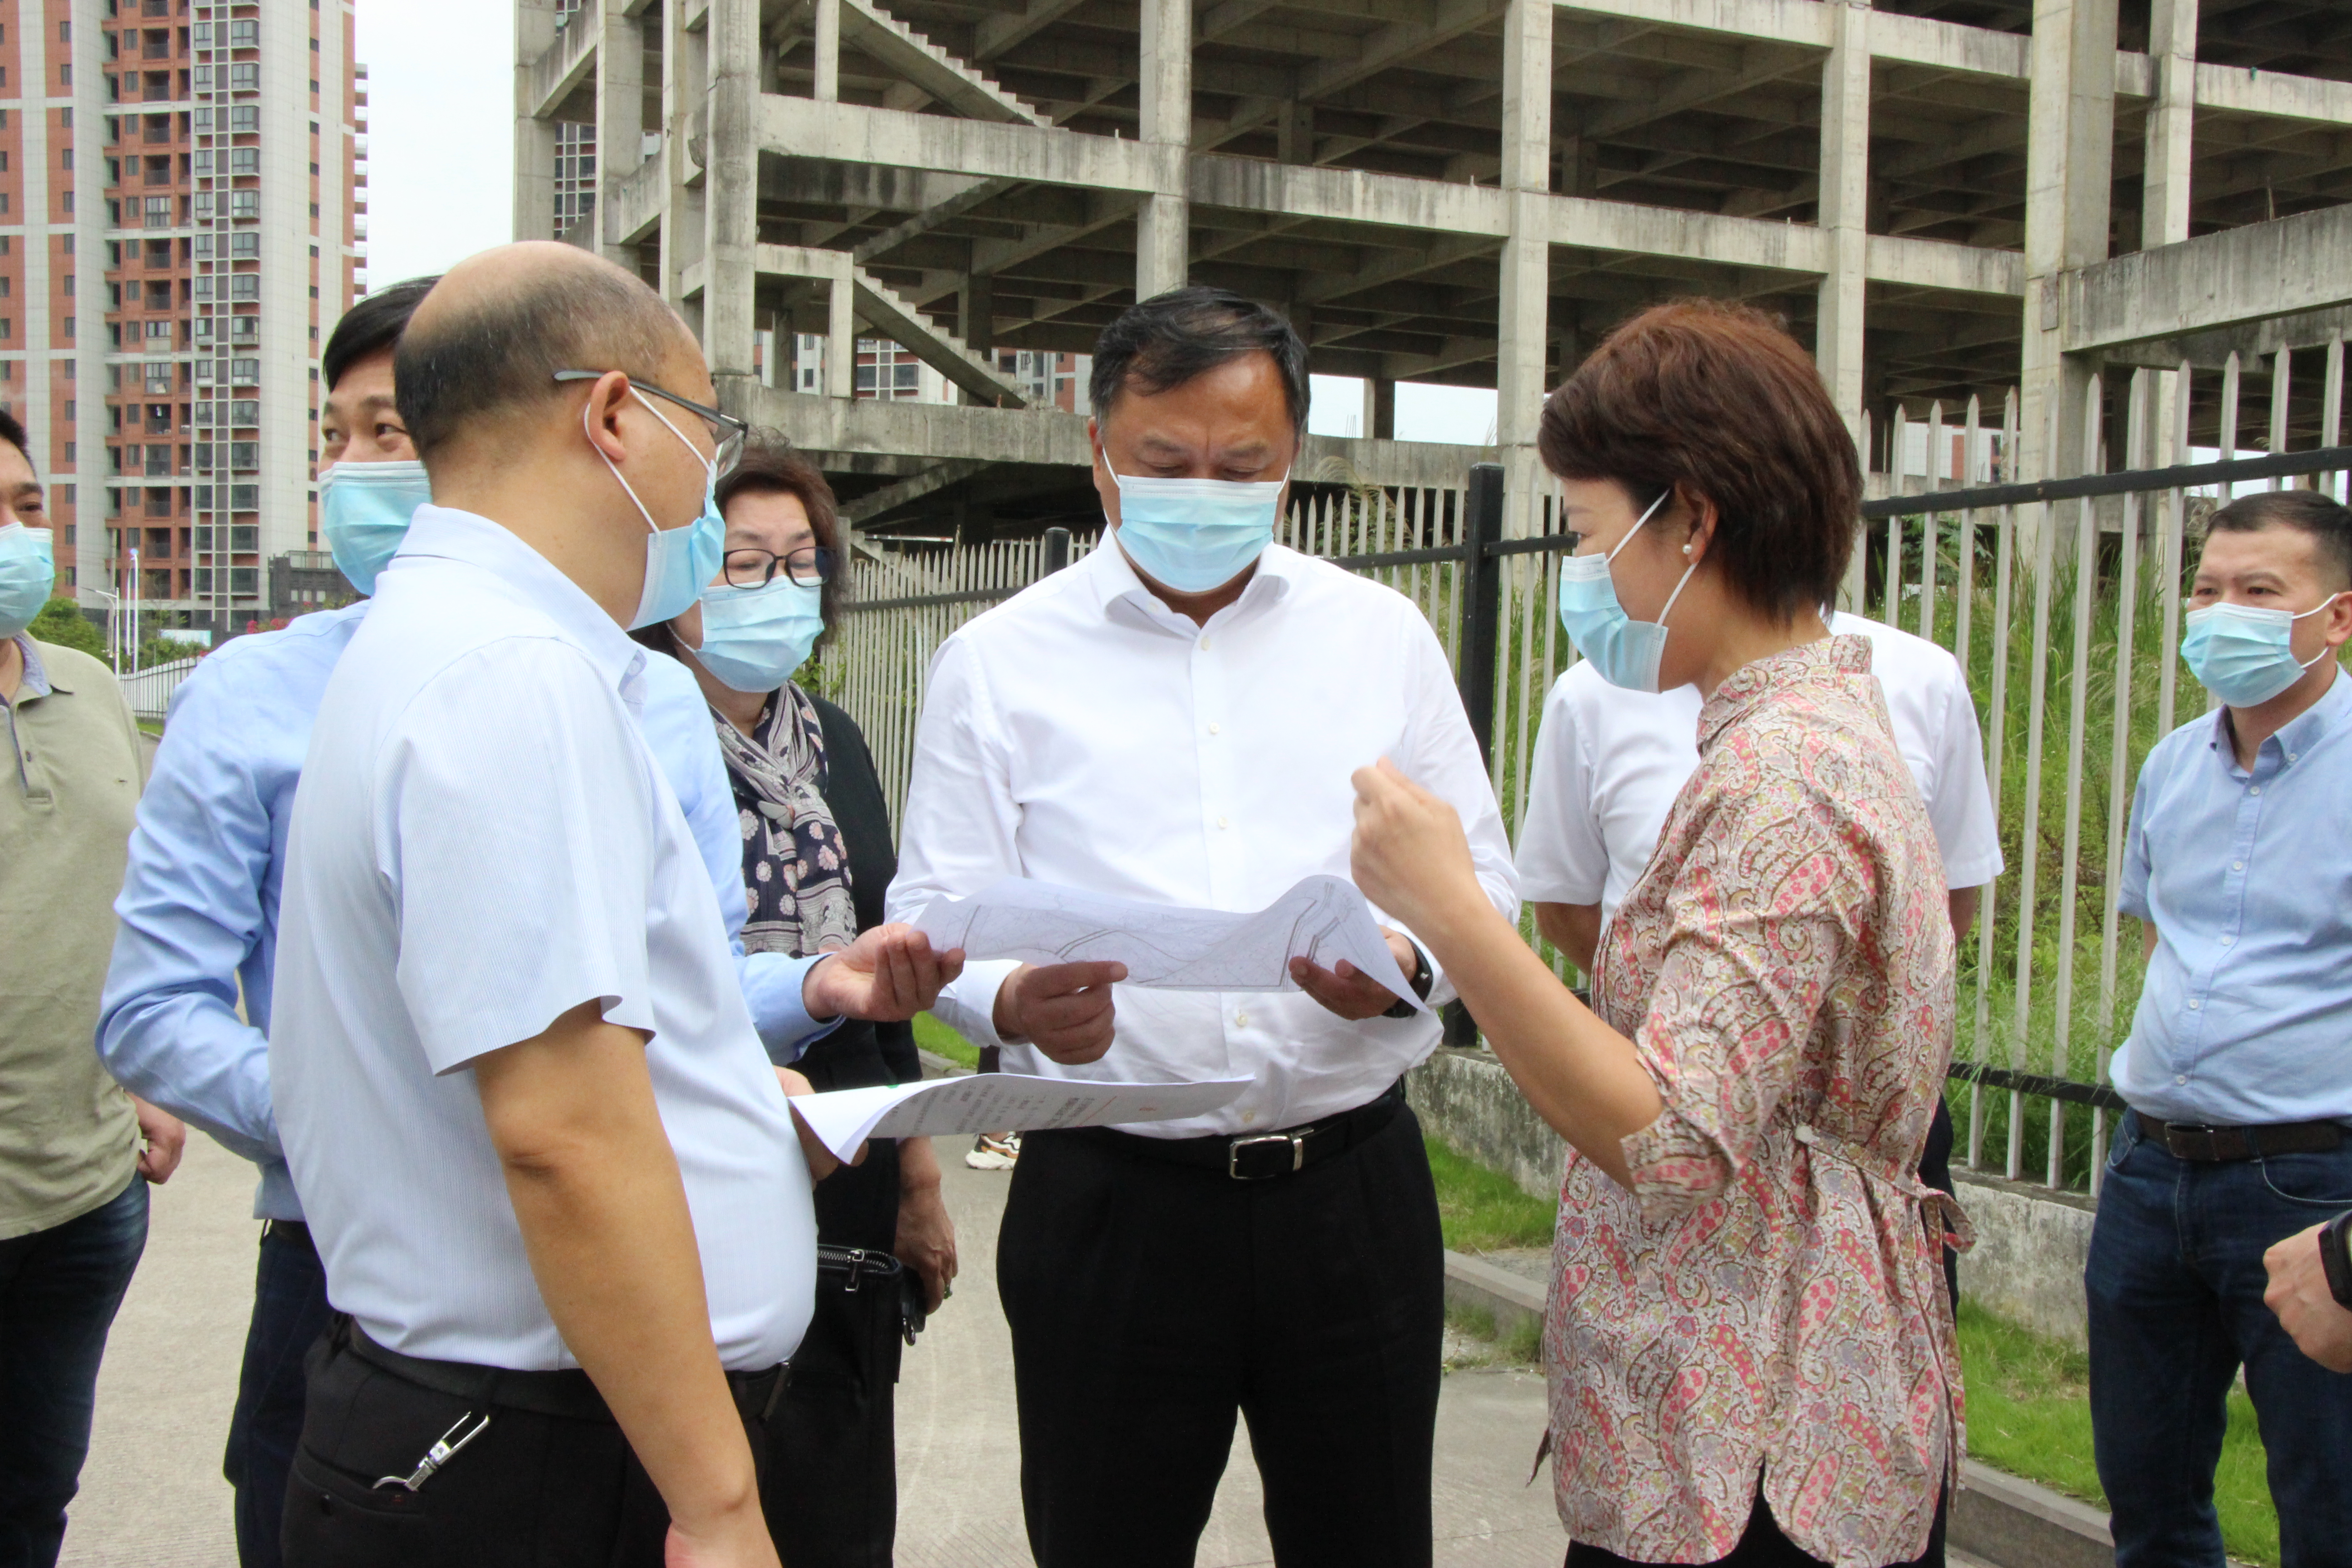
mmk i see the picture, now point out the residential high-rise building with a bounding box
[0,0,365,647]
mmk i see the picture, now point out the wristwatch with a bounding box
[2322,1210,2352,1311]
[1382,938,1437,1020]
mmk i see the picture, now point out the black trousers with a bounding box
[999,1098,1446,1568]
[224,1221,335,1568]
[279,1328,786,1568]
[1565,1488,1947,1568]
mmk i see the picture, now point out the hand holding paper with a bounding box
[788,1073,1254,1164]
[912,874,1426,1011]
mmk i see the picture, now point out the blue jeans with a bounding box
[0,1177,149,1568]
[222,1222,332,1568]
[2087,1111,2352,1568]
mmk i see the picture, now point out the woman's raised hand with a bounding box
[1349,757,1480,934]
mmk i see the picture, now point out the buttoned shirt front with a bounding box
[1516,611,2003,929]
[2114,667,2352,1127]
[0,637,145,1239]
[887,539,1518,1137]
[98,605,828,1224]
[270,505,813,1372]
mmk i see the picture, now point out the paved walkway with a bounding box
[62,1134,1567,1567]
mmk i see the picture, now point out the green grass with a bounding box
[1426,1134,1557,1253]
[911,1012,980,1071]
[1958,1299,2279,1567]
[1445,1299,1544,1367]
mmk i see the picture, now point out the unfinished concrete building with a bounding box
[511,0,2352,539]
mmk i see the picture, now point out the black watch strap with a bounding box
[2322,1210,2352,1311]
[1382,938,1436,1021]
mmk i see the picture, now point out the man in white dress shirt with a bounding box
[268,244,958,1568]
[1516,605,2004,1296]
[888,287,1519,1568]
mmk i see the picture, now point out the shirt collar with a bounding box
[1695,632,1872,750]
[391,505,649,701]
[1086,532,1301,631]
[9,634,56,699]
[2208,663,2350,770]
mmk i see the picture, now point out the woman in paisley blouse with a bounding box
[635,441,956,1568]
[1352,300,1963,1568]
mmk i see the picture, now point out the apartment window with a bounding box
[194,275,212,301]
[194,402,213,427]
[230,147,259,176]
[195,318,213,344]
[230,274,258,301]
[230,318,258,344]
[229,399,258,425]
[144,195,171,228]
[230,358,258,384]
[230,485,258,510]
[231,21,260,47]
[195,362,214,387]
[61,275,73,297]
[231,106,259,132]
[193,442,211,471]
[194,192,213,221]
[230,190,258,219]
[146,447,169,477]
[231,233,259,258]
[230,442,259,471]
[194,149,211,176]
[230,64,259,91]
[230,567,258,596]
[62,318,74,339]
[146,363,172,395]
[145,321,172,343]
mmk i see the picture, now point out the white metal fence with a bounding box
[117,656,201,722]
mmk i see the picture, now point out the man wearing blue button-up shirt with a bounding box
[94,282,913,1568]
[2092,489,2352,1568]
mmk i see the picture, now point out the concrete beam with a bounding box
[2063,203,2352,354]
[760,93,1177,195]
[752,243,1032,404]
[2195,60,2352,127]
[840,458,996,524]
[835,0,1053,127]
[524,0,603,120]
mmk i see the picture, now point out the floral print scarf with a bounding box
[715,682,858,958]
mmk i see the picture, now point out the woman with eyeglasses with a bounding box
[631,439,954,1568]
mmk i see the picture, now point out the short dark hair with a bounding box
[1090,287,1309,436]
[322,275,438,392]
[394,258,682,463]
[2207,488,2352,588]
[1539,298,1858,623]
[0,407,30,475]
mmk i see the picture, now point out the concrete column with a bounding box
[703,0,761,393]
[1494,0,1552,539]
[596,2,646,264]
[814,0,842,103]
[513,1,563,242]
[1363,377,1396,440]
[2019,0,2118,482]
[2142,0,2197,461]
[827,274,858,400]
[960,274,995,355]
[1815,0,1871,442]
[1134,0,1192,299]
[658,1,708,323]
[1275,101,1311,165]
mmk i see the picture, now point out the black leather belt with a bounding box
[340,1317,789,1424]
[1072,1080,1405,1181]
[2138,1114,2345,1163]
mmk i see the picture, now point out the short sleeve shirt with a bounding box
[269,506,814,1372]
[1517,612,2002,927]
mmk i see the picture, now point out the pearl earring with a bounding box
[1681,544,1693,556]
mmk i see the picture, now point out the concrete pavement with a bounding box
[61,1133,1567,1567]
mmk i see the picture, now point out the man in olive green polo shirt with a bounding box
[0,407,184,1568]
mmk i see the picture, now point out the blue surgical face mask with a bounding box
[0,522,56,640]
[318,459,431,596]
[2181,594,2346,708]
[1107,463,1289,595]
[1555,490,1695,694]
[692,576,826,694]
[589,392,727,630]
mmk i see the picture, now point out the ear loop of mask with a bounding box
[584,390,712,534]
[1612,487,1700,629]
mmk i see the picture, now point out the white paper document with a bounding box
[789,1073,1255,1163]
[911,873,1425,1009]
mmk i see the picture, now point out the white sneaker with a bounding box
[964,1132,1021,1170]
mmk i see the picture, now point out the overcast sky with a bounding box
[353,2,1498,445]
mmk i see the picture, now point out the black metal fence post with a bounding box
[1044,526,1072,576]
[1456,464,1504,768]
[1446,462,1505,1050]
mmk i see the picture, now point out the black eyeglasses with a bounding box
[723,545,834,590]
[553,370,750,475]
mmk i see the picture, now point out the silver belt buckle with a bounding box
[1228,1131,1306,1180]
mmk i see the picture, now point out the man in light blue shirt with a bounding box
[2092,489,2352,1568]
[95,282,948,1568]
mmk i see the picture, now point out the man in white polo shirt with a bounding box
[1518,605,2003,1293]
[269,244,957,1568]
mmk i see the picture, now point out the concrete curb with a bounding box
[1442,1253,2118,1568]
